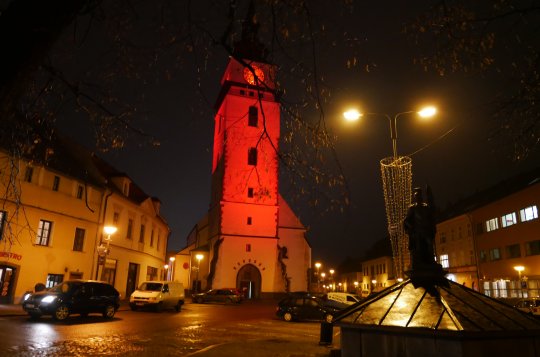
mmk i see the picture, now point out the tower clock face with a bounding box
[243,65,265,85]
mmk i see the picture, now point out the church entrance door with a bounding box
[236,264,261,299]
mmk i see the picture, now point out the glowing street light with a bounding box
[315,262,322,291]
[96,225,117,280]
[195,254,204,293]
[168,256,176,281]
[342,105,437,159]
[514,265,525,297]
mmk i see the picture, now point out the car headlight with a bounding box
[23,293,32,301]
[41,295,57,304]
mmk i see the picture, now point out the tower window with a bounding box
[248,148,257,166]
[247,217,252,225]
[246,244,251,252]
[248,106,258,127]
[248,188,254,198]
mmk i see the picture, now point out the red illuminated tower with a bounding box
[180,4,310,298]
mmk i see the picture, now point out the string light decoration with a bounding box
[380,155,412,280]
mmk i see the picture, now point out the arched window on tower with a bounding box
[248,106,258,127]
[248,148,258,166]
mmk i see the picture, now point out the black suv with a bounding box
[22,280,120,321]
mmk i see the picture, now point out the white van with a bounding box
[325,292,361,308]
[129,281,185,312]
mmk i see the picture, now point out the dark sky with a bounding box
[51,1,540,268]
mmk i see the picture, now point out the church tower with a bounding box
[178,4,311,298]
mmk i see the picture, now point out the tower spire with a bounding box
[233,0,268,62]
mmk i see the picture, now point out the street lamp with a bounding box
[195,254,204,293]
[329,269,335,291]
[169,257,176,281]
[343,106,437,160]
[163,264,169,281]
[514,265,525,297]
[343,105,437,281]
[315,262,321,292]
[96,225,117,280]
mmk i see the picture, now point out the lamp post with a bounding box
[354,281,359,294]
[169,257,176,281]
[329,269,335,291]
[514,265,525,297]
[315,262,321,292]
[195,254,204,293]
[343,105,437,280]
[96,225,117,280]
[321,272,326,288]
[371,279,377,294]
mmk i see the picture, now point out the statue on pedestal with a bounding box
[404,186,438,271]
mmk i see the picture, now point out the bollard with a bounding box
[319,321,333,345]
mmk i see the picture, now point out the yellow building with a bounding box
[0,137,169,303]
[435,214,479,290]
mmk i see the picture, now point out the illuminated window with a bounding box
[248,148,257,166]
[248,106,258,127]
[73,228,85,252]
[53,176,60,191]
[46,274,63,288]
[247,217,252,225]
[248,188,254,198]
[36,220,52,246]
[485,218,499,232]
[501,212,517,227]
[439,254,449,268]
[506,244,521,258]
[520,205,538,222]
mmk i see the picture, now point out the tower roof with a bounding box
[233,0,268,62]
[335,278,540,333]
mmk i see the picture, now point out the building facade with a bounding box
[435,214,479,290]
[434,167,540,298]
[0,138,169,303]
[175,18,311,298]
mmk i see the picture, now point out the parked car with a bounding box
[514,298,540,316]
[192,288,243,304]
[129,281,185,312]
[22,280,120,321]
[276,295,339,322]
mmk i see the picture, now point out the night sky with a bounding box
[49,1,540,268]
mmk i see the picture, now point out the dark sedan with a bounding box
[276,294,338,322]
[192,288,243,304]
[22,280,120,321]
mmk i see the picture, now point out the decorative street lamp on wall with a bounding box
[96,225,117,280]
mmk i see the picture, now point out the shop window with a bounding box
[46,274,63,288]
